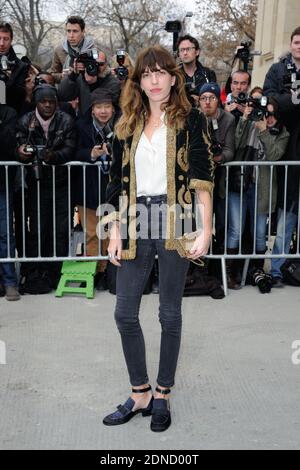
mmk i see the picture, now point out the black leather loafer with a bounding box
[150,398,171,432]
[103,386,153,426]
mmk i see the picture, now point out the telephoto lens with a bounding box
[252,268,272,294]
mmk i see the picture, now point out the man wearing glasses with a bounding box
[177,34,217,107]
[199,83,235,252]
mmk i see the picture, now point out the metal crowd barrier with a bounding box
[0,161,299,296]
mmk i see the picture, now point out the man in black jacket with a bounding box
[0,22,28,112]
[177,34,217,107]
[16,84,77,294]
[0,103,20,300]
[263,26,300,286]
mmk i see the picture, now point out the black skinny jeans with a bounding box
[114,195,189,388]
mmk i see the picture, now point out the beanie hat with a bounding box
[199,82,221,99]
[34,84,58,103]
[90,88,113,106]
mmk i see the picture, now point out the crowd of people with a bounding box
[0,16,300,302]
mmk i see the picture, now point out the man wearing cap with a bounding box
[16,84,77,294]
[177,34,217,107]
[58,50,121,117]
[73,88,120,290]
[199,82,235,251]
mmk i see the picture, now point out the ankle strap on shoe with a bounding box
[131,385,152,393]
[155,386,171,395]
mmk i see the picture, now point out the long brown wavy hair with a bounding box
[115,45,192,140]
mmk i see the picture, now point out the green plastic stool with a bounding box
[55,260,97,299]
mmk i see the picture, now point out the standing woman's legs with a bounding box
[114,239,156,386]
[155,241,189,388]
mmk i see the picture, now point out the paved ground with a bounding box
[0,285,300,450]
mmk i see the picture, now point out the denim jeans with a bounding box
[0,190,17,286]
[114,195,189,388]
[270,207,298,279]
[227,184,267,252]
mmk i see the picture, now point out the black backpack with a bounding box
[281,260,300,286]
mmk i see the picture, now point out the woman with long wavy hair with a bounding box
[102,45,214,432]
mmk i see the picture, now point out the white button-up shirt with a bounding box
[135,114,167,197]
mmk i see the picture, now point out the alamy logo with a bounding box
[0,340,6,365]
[291,340,300,365]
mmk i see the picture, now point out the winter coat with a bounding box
[50,36,95,83]
[1,47,28,113]
[101,109,214,260]
[74,111,120,210]
[233,118,290,214]
[0,104,17,190]
[263,53,300,133]
[16,109,77,187]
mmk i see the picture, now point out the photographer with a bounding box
[74,88,120,290]
[226,92,289,292]
[263,26,300,287]
[198,82,235,251]
[58,50,120,117]
[224,70,251,123]
[50,16,94,83]
[0,103,20,301]
[0,22,29,112]
[177,34,217,107]
[16,84,76,294]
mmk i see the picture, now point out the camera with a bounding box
[0,55,16,83]
[211,142,223,157]
[34,75,48,87]
[234,92,248,105]
[77,48,99,76]
[114,50,128,81]
[24,144,47,180]
[235,42,252,63]
[95,130,113,173]
[247,95,268,121]
[234,41,261,72]
[282,62,300,90]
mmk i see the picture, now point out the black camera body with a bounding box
[114,50,128,81]
[211,142,223,157]
[235,41,252,63]
[34,75,48,87]
[247,95,268,121]
[95,130,113,158]
[234,92,248,105]
[0,55,16,83]
[77,48,99,77]
[24,144,47,180]
[282,62,300,90]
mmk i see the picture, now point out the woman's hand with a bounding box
[188,230,212,259]
[91,145,104,160]
[242,104,253,120]
[107,222,122,267]
[255,117,267,132]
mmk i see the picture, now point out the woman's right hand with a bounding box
[242,104,253,120]
[107,222,122,266]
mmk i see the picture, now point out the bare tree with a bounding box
[2,0,62,67]
[195,0,257,76]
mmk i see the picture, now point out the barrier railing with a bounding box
[0,161,299,295]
